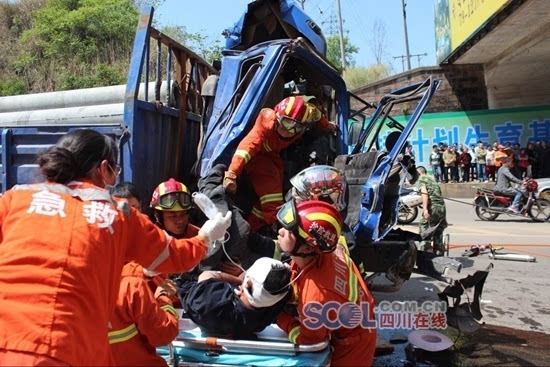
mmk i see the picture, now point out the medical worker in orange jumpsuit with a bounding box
[223,95,337,231]
[275,200,376,367]
[0,129,231,366]
[109,183,180,366]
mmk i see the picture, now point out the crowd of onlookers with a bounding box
[425,140,550,183]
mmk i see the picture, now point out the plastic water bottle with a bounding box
[192,192,220,219]
[193,192,222,257]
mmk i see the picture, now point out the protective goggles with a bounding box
[277,116,309,135]
[158,191,192,210]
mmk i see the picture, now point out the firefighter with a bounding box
[150,178,198,240]
[223,95,337,231]
[275,200,376,367]
[0,129,231,366]
[110,183,180,366]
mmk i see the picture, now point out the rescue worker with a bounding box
[223,95,337,231]
[150,178,198,240]
[178,257,291,338]
[275,200,376,367]
[110,183,180,366]
[0,129,231,366]
[416,166,448,255]
[112,182,141,210]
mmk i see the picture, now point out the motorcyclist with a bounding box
[494,157,524,213]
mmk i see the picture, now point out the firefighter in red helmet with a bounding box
[275,200,376,367]
[223,96,337,231]
[150,178,197,239]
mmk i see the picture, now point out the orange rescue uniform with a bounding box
[229,108,330,230]
[109,262,178,366]
[0,181,207,366]
[277,245,376,367]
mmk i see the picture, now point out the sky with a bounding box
[156,0,437,73]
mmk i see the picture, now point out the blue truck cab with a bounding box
[197,0,441,289]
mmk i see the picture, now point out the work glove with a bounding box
[223,170,237,194]
[199,211,232,247]
[154,279,178,299]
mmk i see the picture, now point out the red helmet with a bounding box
[274,96,322,124]
[277,200,342,253]
[150,178,192,211]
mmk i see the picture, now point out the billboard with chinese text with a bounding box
[377,105,550,168]
[435,0,512,63]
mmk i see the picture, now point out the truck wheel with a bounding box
[475,206,499,221]
[529,199,550,222]
[397,203,418,224]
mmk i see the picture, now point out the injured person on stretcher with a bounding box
[176,257,292,339]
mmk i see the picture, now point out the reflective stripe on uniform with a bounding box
[262,141,272,152]
[343,251,358,303]
[288,325,300,344]
[161,304,179,318]
[251,206,264,219]
[235,150,251,164]
[259,193,283,204]
[145,232,172,273]
[108,324,138,344]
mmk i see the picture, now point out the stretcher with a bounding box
[157,317,331,367]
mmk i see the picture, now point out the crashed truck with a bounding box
[0,0,490,363]
[0,0,457,294]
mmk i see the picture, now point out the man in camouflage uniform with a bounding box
[416,166,447,255]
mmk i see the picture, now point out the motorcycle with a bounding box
[397,187,423,224]
[474,178,550,222]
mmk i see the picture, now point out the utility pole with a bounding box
[297,0,306,10]
[393,55,407,72]
[412,52,427,67]
[401,0,411,70]
[336,0,347,71]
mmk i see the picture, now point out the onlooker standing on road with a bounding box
[518,148,530,178]
[430,145,442,183]
[494,145,508,173]
[416,166,447,255]
[443,146,456,183]
[526,142,538,178]
[537,140,550,178]
[469,144,477,181]
[476,141,487,182]
[453,146,460,182]
[486,145,496,182]
[439,143,447,182]
[459,147,472,182]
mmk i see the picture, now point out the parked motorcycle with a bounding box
[397,187,423,224]
[474,178,550,222]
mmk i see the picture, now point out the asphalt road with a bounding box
[387,198,550,334]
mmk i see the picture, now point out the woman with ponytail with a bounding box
[0,129,231,366]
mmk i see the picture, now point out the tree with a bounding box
[369,18,388,65]
[161,25,223,64]
[326,35,359,71]
[343,64,390,91]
